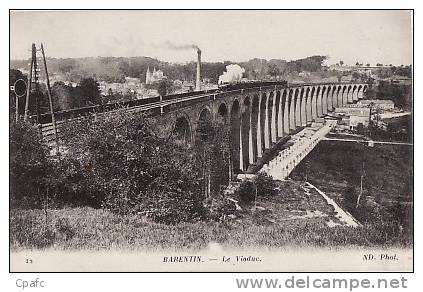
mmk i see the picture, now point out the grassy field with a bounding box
[10,179,412,251]
[291,141,413,203]
[290,140,413,240]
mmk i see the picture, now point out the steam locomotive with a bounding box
[217,79,288,92]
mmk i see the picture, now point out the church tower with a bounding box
[146,66,151,84]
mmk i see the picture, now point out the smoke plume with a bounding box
[218,64,246,84]
[161,41,200,51]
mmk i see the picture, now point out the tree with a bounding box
[51,81,74,111]
[254,172,277,197]
[356,123,365,135]
[59,110,206,223]
[366,63,370,67]
[352,72,361,81]
[76,77,102,106]
[10,120,50,208]
[343,185,358,213]
[267,63,280,79]
[194,117,231,197]
[157,79,172,96]
[236,180,256,205]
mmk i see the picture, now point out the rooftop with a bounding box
[359,99,394,104]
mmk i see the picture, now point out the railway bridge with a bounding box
[39,81,368,175]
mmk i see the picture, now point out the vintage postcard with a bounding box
[9,9,413,272]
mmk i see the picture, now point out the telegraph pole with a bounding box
[41,43,59,155]
[356,161,365,208]
[33,46,41,122]
[24,44,35,121]
[368,102,374,139]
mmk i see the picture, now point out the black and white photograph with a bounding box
[9,9,413,273]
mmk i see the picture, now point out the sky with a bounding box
[10,10,412,66]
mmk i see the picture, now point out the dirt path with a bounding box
[305,182,361,227]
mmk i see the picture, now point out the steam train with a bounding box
[35,79,289,125]
[217,79,288,92]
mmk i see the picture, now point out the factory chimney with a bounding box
[195,48,201,91]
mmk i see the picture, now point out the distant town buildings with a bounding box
[98,78,154,100]
[349,115,370,130]
[298,71,311,78]
[98,82,126,95]
[145,67,166,85]
[333,99,395,131]
[358,99,395,110]
[355,68,373,78]
[335,107,370,130]
[335,107,371,117]
[329,64,392,72]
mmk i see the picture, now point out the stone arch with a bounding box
[333,85,339,108]
[326,86,333,111]
[363,84,368,92]
[251,94,260,163]
[341,85,348,106]
[277,89,285,138]
[266,91,275,145]
[196,107,213,197]
[300,87,307,126]
[289,88,297,130]
[321,86,328,115]
[198,106,212,122]
[241,96,252,171]
[310,86,317,119]
[352,85,358,101]
[214,102,231,188]
[217,102,229,123]
[316,86,322,117]
[230,99,241,174]
[335,86,342,107]
[173,114,192,144]
[294,88,302,127]
[332,86,337,107]
[196,107,212,141]
[305,87,312,123]
[259,92,268,152]
[272,90,281,141]
[347,85,353,103]
[359,84,368,99]
[282,89,290,135]
[229,97,240,117]
[357,85,363,98]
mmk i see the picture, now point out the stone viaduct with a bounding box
[39,82,368,176]
[159,82,368,174]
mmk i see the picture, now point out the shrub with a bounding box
[54,218,75,241]
[49,156,106,208]
[343,185,358,213]
[254,172,277,197]
[204,196,238,221]
[10,209,55,249]
[234,173,278,205]
[10,120,50,209]
[59,110,206,224]
[236,180,256,204]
